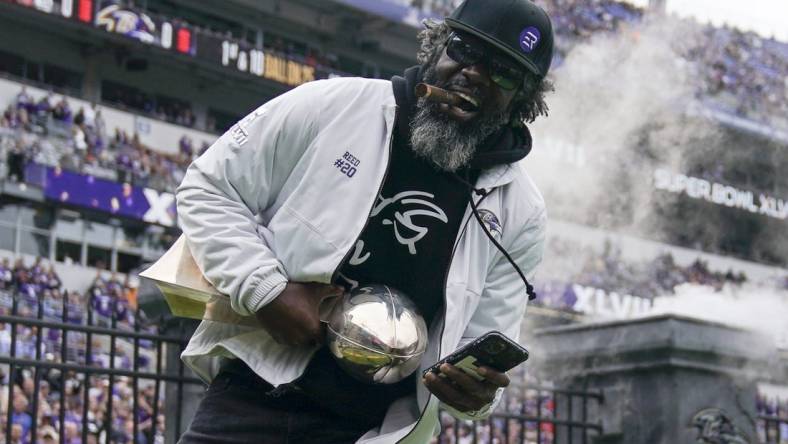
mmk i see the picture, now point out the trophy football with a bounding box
[324,284,428,384]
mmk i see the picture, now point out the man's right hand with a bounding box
[254,282,344,347]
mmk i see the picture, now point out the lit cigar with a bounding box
[414,83,464,107]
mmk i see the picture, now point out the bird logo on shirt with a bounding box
[371,191,448,255]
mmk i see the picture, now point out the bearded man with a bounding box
[177,0,554,442]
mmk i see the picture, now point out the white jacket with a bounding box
[175,77,547,443]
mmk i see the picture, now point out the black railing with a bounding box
[436,375,604,444]
[758,414,788,443]
[0,284,608,444]
[0,289,201,444]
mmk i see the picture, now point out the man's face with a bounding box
[409,34,523,172]
[431,33,520,123]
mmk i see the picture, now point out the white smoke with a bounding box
[648,283,788,348]
[521,12,788,356]
[526,16,716,231]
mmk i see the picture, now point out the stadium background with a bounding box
[0,0,785,442]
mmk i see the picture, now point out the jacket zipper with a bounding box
[396,187,493,442]
[329,108,397,284]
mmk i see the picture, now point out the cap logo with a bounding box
[519,27,541,53]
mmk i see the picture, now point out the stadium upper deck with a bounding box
[0,0,421,134]
[0,0,783,270]
[1,0,785,136]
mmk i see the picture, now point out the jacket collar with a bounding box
[476,163,519,190]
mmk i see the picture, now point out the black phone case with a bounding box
[423,331,529,379]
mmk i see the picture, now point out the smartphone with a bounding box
[422,331,529,381]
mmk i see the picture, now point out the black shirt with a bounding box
[295,69,479,425]
[335,121,478,327]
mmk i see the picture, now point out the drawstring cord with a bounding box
[456,170,537,301]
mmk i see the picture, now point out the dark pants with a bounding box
[178,360,375,444]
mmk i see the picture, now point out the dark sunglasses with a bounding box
[445,32,525,91]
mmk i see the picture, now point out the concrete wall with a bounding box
[535,315,785,443]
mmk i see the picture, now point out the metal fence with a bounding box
[0,289,202,444]
[435,375,604,444]
[759,414,788,444]
[0,283,607,444]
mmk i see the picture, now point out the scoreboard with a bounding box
[3,0,345,87]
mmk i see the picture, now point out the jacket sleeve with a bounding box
[443,206,547,421]
[175,81,325,316]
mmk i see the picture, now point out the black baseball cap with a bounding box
[445,0,554,78]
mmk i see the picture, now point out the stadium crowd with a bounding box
[0,256,166,444]
[545,0,787,130]
[545,238,748,298]
[1,87,206,194]
[532,237,762,314]
[525,0,787,130]
[687,24,788,129]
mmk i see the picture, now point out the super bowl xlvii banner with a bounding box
[40,165,176,227]
[654,168,787,220]
[535,281,654,319]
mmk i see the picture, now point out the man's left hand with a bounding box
[422,364,509,413]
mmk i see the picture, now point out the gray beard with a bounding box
[409,71,509,172]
